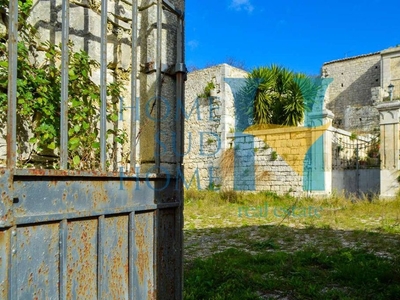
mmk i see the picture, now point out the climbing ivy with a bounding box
[0,0,128,170]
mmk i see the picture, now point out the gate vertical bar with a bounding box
[59,219,67,300]
[100,0,108,171]
[155,0,163,172]
[60,0,70,169]
[175,14,185,299]
[97,215,105,298]
[8,227,17,300]
[175,15,184,171]
[130,0,138,172]
[128,212,136,300]
[7,0,18,169]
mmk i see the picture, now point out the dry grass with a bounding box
[184,190,400,263]
[184,191,400,299]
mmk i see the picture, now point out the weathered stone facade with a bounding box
[381,47,400,100]
[343,106,380,133]
[184,64,248,189]
[376,101,400,198]
[322,45,400,133]
[221,132,307,197]
[184,64,334,196]
[185,64,381,196]
[322,53,381,131]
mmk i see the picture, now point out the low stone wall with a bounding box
[219,134,304,196]
[186,121,331,197]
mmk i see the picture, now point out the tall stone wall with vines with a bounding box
[0,0,134,170]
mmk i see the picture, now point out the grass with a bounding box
[184,247,400,300]
[183,190,400,299]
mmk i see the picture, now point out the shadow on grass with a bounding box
[184,225,400,300]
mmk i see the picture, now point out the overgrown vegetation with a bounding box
[184,190,400,299]
[0,0,127,169]
[185,247,400,299]
[198,80,216,99]
[236,65,320,128]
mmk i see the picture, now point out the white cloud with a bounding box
[188,40,199,50]
[229,0,254,13]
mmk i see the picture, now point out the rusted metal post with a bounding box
[6,0,18,169]
[100,0,108,171]
[60,0,70,169]
[155,0,163,173]
[130,0,139,172]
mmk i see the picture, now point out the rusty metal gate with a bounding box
[0,0,185,299]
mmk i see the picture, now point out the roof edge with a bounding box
[323,51,380,66]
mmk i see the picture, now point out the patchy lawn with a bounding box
[183,190,400,299]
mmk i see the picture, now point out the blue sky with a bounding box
[185,0,400,75]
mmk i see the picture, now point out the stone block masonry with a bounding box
[184,64,248,189]
[322,45,400,134]
[225,134,304,196]
[322,53,381,130]
[184,64,333,196]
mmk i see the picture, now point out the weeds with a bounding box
[220,189,243,203]
[184,247,400,299]
[184,191,400,299]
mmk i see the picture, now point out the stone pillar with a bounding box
[322,110,334,196]
[376,101,400,198]
[307,109,334,196]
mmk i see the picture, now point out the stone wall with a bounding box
[0,0,185,172]
[322,53,381,131]
[376,101,400,198]
[381,46,400,100]
[221,133,304,196]
[185,64,384,196]
[184,64,248,189]
[185,65,333,196]
[343,106,380,133]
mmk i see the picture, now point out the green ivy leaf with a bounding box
[73,155,80,166]
[47,142,56,150]
[69,143,79,151]
[71,99,80,107]
[69,137,80,145]
[109,113,118,122]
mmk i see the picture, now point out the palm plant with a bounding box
[237,65,318,127]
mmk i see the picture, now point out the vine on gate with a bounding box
[0,0,128,170]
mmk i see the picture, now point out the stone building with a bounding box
[184,64,335,196]
[184,64,248,189]
[184,62,383,196]
[322,45,400,133]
